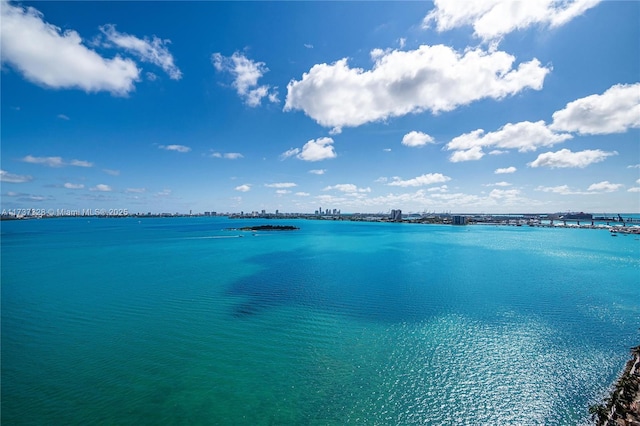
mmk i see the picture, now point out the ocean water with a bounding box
[1,217,638,425]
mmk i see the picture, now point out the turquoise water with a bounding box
[2,217,639,425]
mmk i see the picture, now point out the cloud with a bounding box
[309,169,326,175]
[57,114,70,120]
[489,188,521,199]
[0,170,33,183]
[495,166,517,174]
[323,184,371,193]
[284,45,549,131]
[295,192,310,196]
[528,148,616,168]
[304,43,314,49]
[449,146,485,162]
[5,192,53,202]
[212,51,278,107]
[159,144,191,153]
[402,131,435,147]
[427,185,449,192]
[388,173,451,187]
[155,189,171,197]
[423,0,601,42]
[235,184,251,192]
[91,184,112,192]
[265,182,297,188]
[446,121,572,158]
[280,148,300,160]
[296,137,337,162]
[103,169,120,176]
[628,187,640,193]
[0,2,139,95]
[99,24,181,80]
[224,152,243,159]
[21,155,93,167]
[628,164,640,169]
[63,182,84,189]
[210,152,243,159]
[587,181,623,192]
[535,185,588,195]
[126,187,146,193]
[549,83,640,135]
[69,159,93,167]
[487,181,512,187]
[22,155,64,167]
[275,190,291,195]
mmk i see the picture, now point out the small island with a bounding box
[228,225,300,231]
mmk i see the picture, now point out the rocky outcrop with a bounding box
[591,346,640,425]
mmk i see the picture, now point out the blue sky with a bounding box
[1,0,639,214]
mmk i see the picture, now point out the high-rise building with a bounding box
[391,209,402,221]
[453,215,467,225]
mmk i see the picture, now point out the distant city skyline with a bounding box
[1,1,639,214]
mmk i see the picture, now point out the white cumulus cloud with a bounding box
[309,169,326,175]
[22,155,93,167]
[587,181,623,192]
[284,45,549,131]
[0,170,33,183]
[402,131,435,147]
[63,182,84,189]
[423,0,600,42]
[388,173,451,187]
[235,184,251,192]
[159,144,191,153]
[449,146,485,162]
[100,24,182,80]
[446,121,572,158]
[550,83,640,135]
[535,185,588,195]
[296,137,337,162]
[528,148,616,168]
[69,159,93,167]
[91,184,112,192]
[495,166,517,174]
[0,2,139,95]
[324,184,371,193]
[489,188,521,199]
[210,152,243,159]
[265,182,297,188]
[280,148,300,160]
[212,51,278,107]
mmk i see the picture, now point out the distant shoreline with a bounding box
[3,212,639,233]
